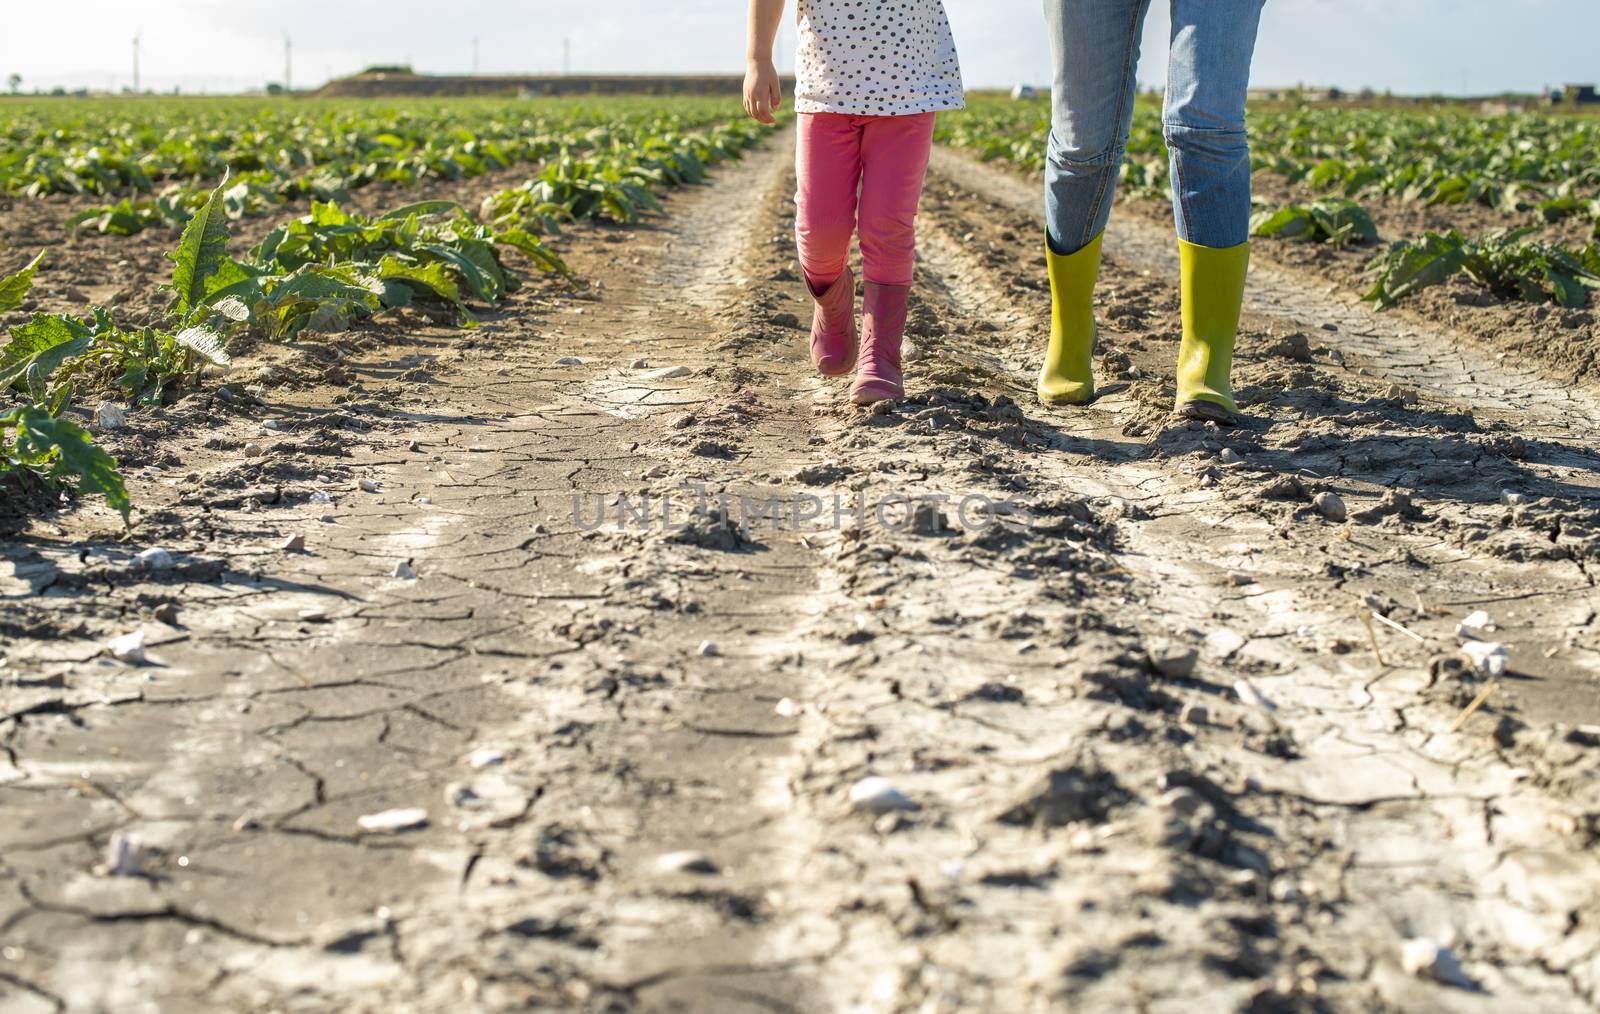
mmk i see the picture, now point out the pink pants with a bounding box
[795,111,937,290]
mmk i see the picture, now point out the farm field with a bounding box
[3,94,1600,1011]
[941,96,1600,384]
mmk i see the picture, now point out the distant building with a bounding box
[1547,84,1599,106]
[317,72,786,99]
[1246,86,1344,103]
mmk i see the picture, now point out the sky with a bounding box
[3,0,1597,97]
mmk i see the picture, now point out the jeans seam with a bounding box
[1081,2,1144,251]
[1165,42,1196,243]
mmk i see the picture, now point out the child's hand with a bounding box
[743,59,782,124]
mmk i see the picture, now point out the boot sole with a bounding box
[850,382,903,406]
[1037,389,1094,407]
[1177,399,1241,425]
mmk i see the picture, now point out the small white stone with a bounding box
[95,403,128,430]
[640,366,691,380]
[356,808,428,833]
[280,533,305,553]
[358,478,380,493]
[848,776,917,814]
[392,560,417,580]
[1147,641,1199,679]
[297,609,327,623]
[1234,679,1276,711]
[553,356,583,366]
[1206,628,1246,658]
[108,631,147,664]
[1499,490,1528,506]
[697,640,719,657]
[630,358,650,369]
[309,489,335,505]
[655,850,719,875]
[1400,937,1471,986]
[1219,447,1243,465]
[467,748,506,769]
[1460,640,1509,677]
[775,698,799,718]
[243,443,264,458]
[134,547,174,570]
[1312,491,1347,522]
[101,831,150,877]
[1455,610,1495,640]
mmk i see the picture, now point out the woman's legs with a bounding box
[1043,0,1149,256]
[1164,0,1265,418]
[1164,0,1266,248]
[1038,0,1146,405]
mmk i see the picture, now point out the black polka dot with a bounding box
[792,0,965,116]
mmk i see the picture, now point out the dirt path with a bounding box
[3,129,1600,1012]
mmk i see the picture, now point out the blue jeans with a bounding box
[1044,0,1266,254]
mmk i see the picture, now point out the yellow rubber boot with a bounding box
[1037,233,1104,406]
[1176,238,1250,421]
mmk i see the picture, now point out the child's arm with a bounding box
[743,0,785,124]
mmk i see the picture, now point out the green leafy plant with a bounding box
[1250,198,1378,246]
[197,196,567,339]
[67,192,199,236]
[1366,228,1600,308]
[1,404,130,525]
[0,255,130,525]
[0,251,44,311]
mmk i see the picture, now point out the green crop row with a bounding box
[9,98,765,240]
[941,97,1600,220]
[936,96,1600,308]
[0,100,771,527]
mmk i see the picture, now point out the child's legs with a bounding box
[795,113,864,289]
[857,113,937,287]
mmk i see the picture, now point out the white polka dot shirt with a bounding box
[793,0,966,116]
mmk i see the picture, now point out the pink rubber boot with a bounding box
[850,282,909,405]
[808,267,858,377]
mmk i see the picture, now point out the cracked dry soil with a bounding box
[3,128,1600,1012]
